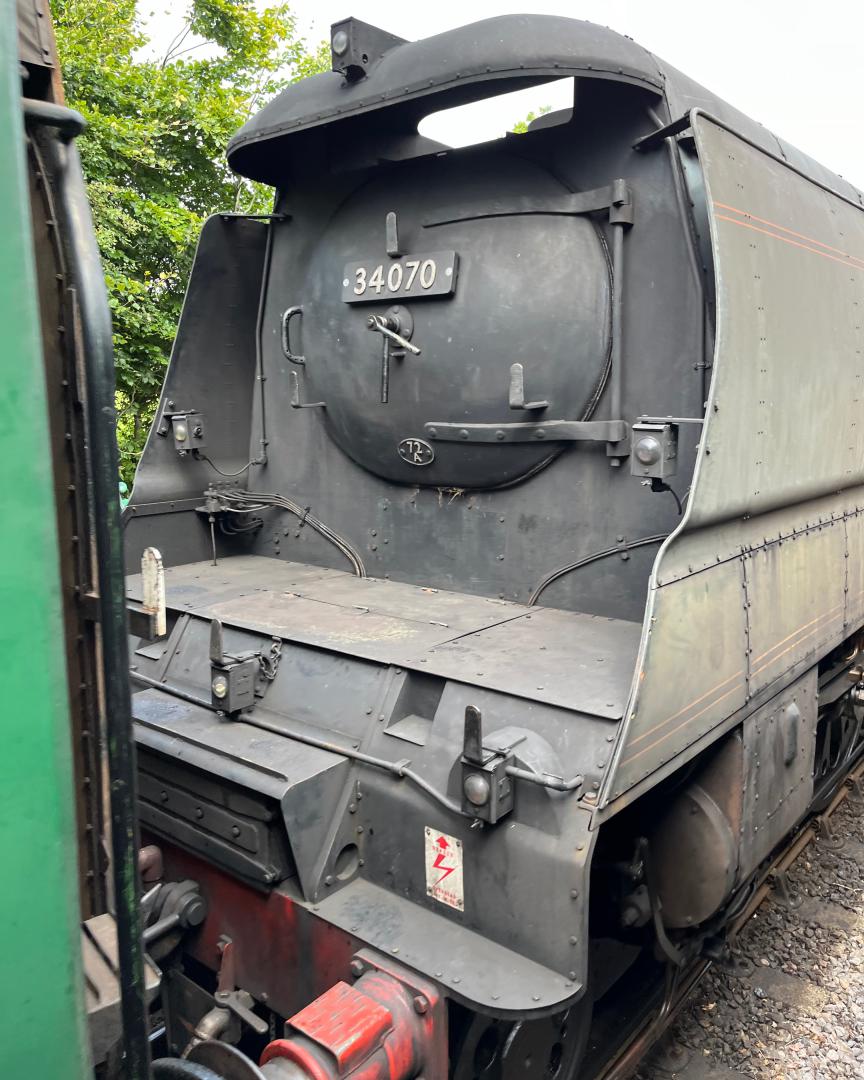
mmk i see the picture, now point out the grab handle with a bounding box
[280,306,305,364]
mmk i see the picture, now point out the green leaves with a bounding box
[53,0,327,483]
[511,105,553,135]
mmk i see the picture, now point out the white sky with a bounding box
[141,2,864,188]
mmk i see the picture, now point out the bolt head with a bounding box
[413,995,428,1014]
[349,959,364,978]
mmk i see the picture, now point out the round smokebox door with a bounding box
[299,152,612,488]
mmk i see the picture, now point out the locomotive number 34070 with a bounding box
[342,250,458,304]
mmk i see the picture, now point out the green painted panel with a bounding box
[604,115,864,803]
[689,116,864,528]
[0,5,91,1076]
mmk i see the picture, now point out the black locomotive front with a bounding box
[126,15,864,1080]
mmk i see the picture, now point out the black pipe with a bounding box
[25,100,152,1078]
[609,220,625,429]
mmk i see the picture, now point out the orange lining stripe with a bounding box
[624,669,744,751]
[714,214,864,272]
[624,604,845,767]
[750,603,844,666]
[751,610,844,677]
[714,201,864,269]
[621,682,743,767]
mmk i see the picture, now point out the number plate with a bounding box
[342,251,458,304]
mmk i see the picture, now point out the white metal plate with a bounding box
[424,826,464,911]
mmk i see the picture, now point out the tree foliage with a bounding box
[511,105,553,135]
[53,0,327,481]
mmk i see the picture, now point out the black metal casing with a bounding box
[124,14,864,1043]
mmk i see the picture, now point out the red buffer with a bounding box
[260,952,448,1080]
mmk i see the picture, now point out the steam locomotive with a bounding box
[121,15,864,1079]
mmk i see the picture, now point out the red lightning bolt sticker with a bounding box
[425,828,464,910]
[432,851,456,885]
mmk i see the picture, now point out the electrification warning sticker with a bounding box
[424,827,464,911]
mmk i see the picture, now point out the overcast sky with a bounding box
[142,1,864,188]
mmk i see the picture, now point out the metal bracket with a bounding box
[209,618,260,713]
[140,547,167,638]
[158,410,206,455]
[637,414,704,425]
[631,422,678,480]
[423,179,634,228]
[816,813,845,850]
[632,113,693,153]
[290,371,326,409]
[509,363,549,410]
[425,419,628,445]
[460,706,515,825]
[126,603,164,641]
[768,869,802,910]
[847,776,864,816]
[385,211,402,257]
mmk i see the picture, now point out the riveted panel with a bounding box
[603,115,864,807]
[610,558,747,796]
[745,524,846,697]
[687,116,864,527]
[737,669,817,882]
[844,508,864,631]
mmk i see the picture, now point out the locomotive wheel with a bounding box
[815,696,864,799]
[452,999,592,1080]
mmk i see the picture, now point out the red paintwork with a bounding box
[289,982,393,1071]
[261,1040,333,1080]
[158,842,357,1019]
[155,844,449,1078]
[261,955,448,1080]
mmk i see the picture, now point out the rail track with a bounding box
[591,754,864,1080]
